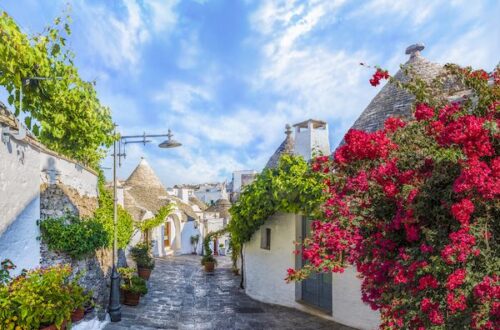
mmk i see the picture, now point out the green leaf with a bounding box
[24,116,31,129]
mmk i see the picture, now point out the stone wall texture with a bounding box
[39,183,113,306]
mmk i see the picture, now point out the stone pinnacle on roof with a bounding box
[346,43,443,136]
[264,123,295,169]
[405,43,425,58]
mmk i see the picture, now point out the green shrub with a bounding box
[39,214,108,259]
[130,243,155,269]
[0,265,75,329]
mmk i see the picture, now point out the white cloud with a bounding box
[143,0,179,33]
[177,32,200,69]
[249,0,377,148]
[73,0,179,70]
[153,81,212,113]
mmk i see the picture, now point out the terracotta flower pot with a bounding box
[71,307,85,323]
[123,290,141,306]
[204,261,215,272]
[40,320,66,330]
[137,267,152,280]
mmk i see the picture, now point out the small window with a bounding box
[261,228,271,250]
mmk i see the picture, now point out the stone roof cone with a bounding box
[350,43,444,133]
[126,158,165,189]
[123,158,169,217]
[265,124,295,169]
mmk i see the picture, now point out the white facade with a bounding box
[243,213,380,330]
[231,170,257,194]
[0,123,98,276]
[148,209,203,257]
[193,182,228,205]
[293,119,330,161]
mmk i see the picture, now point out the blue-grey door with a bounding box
[301,217,332,313]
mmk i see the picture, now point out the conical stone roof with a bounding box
[124,158,170,216]
[126,158,165,189]
[351,43,444,133]
[265,124,295,169]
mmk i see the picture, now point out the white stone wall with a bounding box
[243,212,380,330]
[0,131,98,276]
[244,213,297,307]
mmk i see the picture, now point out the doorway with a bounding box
[164,221,171,248]
[301,216,332,313]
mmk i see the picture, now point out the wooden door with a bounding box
[164,222,171,247]
[301,217,332,313]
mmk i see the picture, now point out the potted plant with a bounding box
[201,254,217,272]
[68,280,92,324]
[2,264,73,329]
[130,243,155,280]
[118,267,148,306]
[219,243,225,256]
[190,235,200,255]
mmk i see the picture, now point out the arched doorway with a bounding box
[163,213,181,255]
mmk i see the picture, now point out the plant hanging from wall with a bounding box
[39,214,109,260]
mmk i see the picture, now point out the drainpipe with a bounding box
[240,244,245,289]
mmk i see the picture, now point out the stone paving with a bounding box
[104,255,353,330]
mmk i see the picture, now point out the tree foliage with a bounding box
[0,9,114,168]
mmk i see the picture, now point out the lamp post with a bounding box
[108,128,181,322]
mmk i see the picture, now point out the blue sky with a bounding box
[1,0,499,186]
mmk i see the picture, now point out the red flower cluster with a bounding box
[334,129,395,164]
[414,103,435,121]
[446,268,467,290]
[450,198,474,225]
[370,68,390,86]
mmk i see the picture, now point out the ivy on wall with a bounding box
[228,154,325,246]
[38,214,108,260]
[0,9,115,169]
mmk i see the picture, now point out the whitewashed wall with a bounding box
[244,213,297,307]
[0,130,98,276]
[1,135,41,275]
[243,212,380,330]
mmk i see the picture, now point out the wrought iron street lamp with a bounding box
[108,128,181,322]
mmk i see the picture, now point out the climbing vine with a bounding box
[93,173,134,249]
[203,228,228,257]
[135,204,174,245]
[0,9,115,169]
[228,154,325,246]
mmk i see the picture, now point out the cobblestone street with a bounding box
[105,255,352,330]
